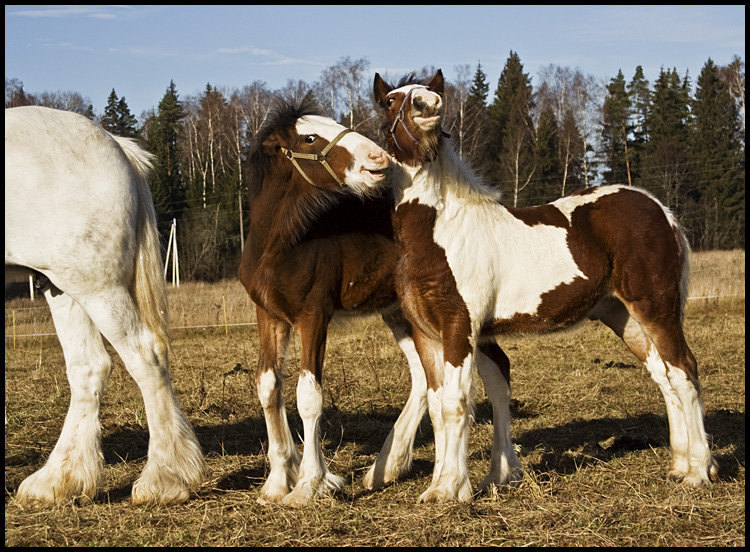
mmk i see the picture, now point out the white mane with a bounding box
[437,141,502,204]
[392,139,502,209]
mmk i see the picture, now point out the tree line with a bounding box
[6,52,745,280]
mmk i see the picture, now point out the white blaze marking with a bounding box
[295,115,385,192]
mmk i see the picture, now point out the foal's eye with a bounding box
[304,135,317,144]
[386,97,394,108]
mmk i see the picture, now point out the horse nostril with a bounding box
[413,96,425,110]
[371,150,389,165]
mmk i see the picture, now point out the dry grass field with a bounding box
[4,250,745,547]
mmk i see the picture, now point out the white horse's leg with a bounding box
[254,308,300,503]
[475,345,522,491]
[420,349,475,503]
[16,290,111,505]
[76,288,204,505]
[363,314,428,490]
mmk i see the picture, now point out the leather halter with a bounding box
[280,128,353,188]
[389,86,450,153]
[389,86,422,153]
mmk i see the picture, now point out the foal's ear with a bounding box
[427,69,444,95]
[373,73,392,108]
[262,132,281,152]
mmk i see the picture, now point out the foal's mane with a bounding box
[247,93,322,205]
[246,93,349,253]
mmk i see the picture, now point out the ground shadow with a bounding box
[8,403,740,503]
[512,408,744,481]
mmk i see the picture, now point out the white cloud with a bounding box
[212,45,323,67]
[9,6,123,19]
[215,46,253,55]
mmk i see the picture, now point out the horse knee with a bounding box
[67,354,112,400]
[257,369,282,410]
[296,371,322,419]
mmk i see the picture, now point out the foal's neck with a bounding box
[252,170,337,257]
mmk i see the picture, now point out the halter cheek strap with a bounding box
[389,87,421,153]
[280,128,353,188]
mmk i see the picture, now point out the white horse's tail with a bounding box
[112,136,170,351]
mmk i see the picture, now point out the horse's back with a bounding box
[5,106,141,289]
[5,106,135,193]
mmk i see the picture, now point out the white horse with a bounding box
[5,106,205,506]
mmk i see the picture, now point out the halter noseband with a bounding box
[280,128,353,188]
[389,86,450,153]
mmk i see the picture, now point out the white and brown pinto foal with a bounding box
[373,70,718,503]
[5,106,205,506]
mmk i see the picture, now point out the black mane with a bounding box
[396,72,426,88]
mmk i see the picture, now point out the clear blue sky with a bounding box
[5,5,745,118]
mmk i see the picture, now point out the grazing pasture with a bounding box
[4,250,745,546]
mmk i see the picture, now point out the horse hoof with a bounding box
[281,490,311,508]
[257,485,289,505]
[132,474,191,506]
[362,466,380,491]
[682,471,713,488]
[16,467,97,507]
[478,469,523,492]
[418,488,447,503]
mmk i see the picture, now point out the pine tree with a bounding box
[468,62,490,106]
[600,70,632,185]
[100,89,119,133]
[143,81,187,234]
[690,58,745,249]
[142,109,171,220]
[464,62,490,174]
[627,66,651,186]
[530,105,560,205]
[158,81,185,214]
[115,97,138,137]
[486,51,536,206]
[641,68,691,214]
